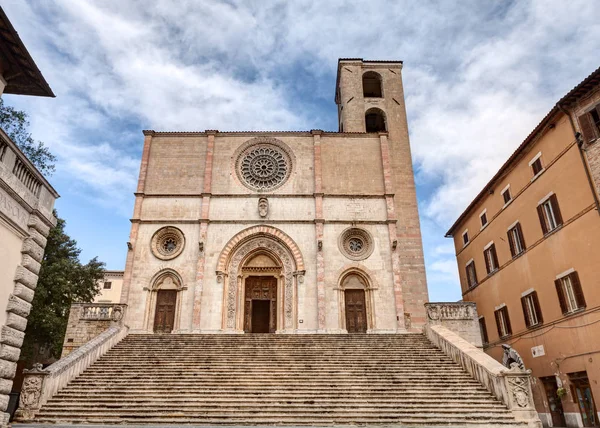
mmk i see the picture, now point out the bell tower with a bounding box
[335,58,429,328]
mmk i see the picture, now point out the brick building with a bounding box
[446,67,600,427]
[118,58,428,335]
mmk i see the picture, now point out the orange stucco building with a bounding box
[446,67,600,428]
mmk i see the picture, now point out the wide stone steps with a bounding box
[25,334,526,426]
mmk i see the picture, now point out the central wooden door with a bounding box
[541,376,566,427]
[345,289,367,333]
[244,276,277,333]
[154,290,177,333]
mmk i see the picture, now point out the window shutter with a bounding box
[550,194,563,226]
[537,205,548,234]
[532,292,543,324]
[507,230,516,257]
[516,223,526,250]
[480,318,488,344]
[570,272,586,309]
[484,250,491,274]
[555,279,568,314]
[521,296,531,328]
[503,308,512,335]
[471,263,477,285]
[494,310,502,337]
[491,245,499,270]
[578,113,596,143]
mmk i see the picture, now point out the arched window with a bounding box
[362,72,382,98]
[365,108,386,133]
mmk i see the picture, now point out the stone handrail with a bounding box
[425,323,541,428]
[15,325,129,421]
[79,303,126,321]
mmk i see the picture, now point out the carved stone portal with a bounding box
[223,235,298,332]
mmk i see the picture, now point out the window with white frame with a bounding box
[521,291,542,328]
[502,186,512,205]
[462,230,469,246]
[483,243,499,274]
[555,271,586,314]
[465,260,477,288]
[494,306,511,338]
[479,210,488,228]
[529,153,544,177]
[537,194,563,234]
[507,222,526,257]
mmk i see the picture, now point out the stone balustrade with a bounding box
[425,323,542,428]
[15,325,129,421]
[79,303,126,321]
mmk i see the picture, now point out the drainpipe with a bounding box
[556,103,600,215]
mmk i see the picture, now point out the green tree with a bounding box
[0,98,56,175]
[21,210,105,364]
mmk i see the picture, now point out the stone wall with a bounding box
[424,302,483,347]
[0,129,58,426]
[61,304,126,356]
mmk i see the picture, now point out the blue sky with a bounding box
[2,0,599,302]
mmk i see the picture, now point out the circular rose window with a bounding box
[234,137,293,192]
[151,227,185,260]
[338,227,374,261]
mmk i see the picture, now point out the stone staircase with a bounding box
[25,334,526,426]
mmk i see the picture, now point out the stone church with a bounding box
[119,58,428,335]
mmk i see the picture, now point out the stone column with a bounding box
[192,131,216,331]
[312,130,326,332]
[121,131,154,306]
[379,132,406,332]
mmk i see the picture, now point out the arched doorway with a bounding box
[216,226,305,334]
[337,269,376,333]
[144,269,185,333]
[243,254,280,333]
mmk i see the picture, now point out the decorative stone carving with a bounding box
[224,236,296,330]
[151,227,185,260]
[338,227,374,261]
[258,197,269,217]
[502,344,526,370]
[426,302,476,320]
[233,137,294,192]
[505,371,534,408]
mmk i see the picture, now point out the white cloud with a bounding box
[1,0,598,289]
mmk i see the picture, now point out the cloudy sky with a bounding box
[3,0,599,302]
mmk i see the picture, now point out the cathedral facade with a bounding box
[119,59,428,334]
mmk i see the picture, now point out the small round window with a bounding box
[151,227,185,260]
[338,227,374,261]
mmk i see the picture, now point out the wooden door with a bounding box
[541,376,566,427]
[244,276,277,333]
[345,289,367,333]
[154,290,177,333]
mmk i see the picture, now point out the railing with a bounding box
[79,303,126,321]
[15,325,129,421]
[12,158,41,197]
[424,323,542,427]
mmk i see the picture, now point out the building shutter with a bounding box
[550,194,563,226]
[479,318,489,344]
[507,230,516,257]
[491,244,499,270]
[570,272,586,309]
[537,205,548,235]
[532,291,543,324]
[503,308,512,335]
[555,279,568,314]
[521,296,531,328]
[578,113,596,143]
[516,223,526,250]
[471,263,477,286]
[484,250,491,274]
[494,310,503,337]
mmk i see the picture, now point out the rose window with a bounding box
[151,227,185,260]
[339,228,374,261]
[235,139,293,192]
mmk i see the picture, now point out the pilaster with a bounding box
[312,130,326,332]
